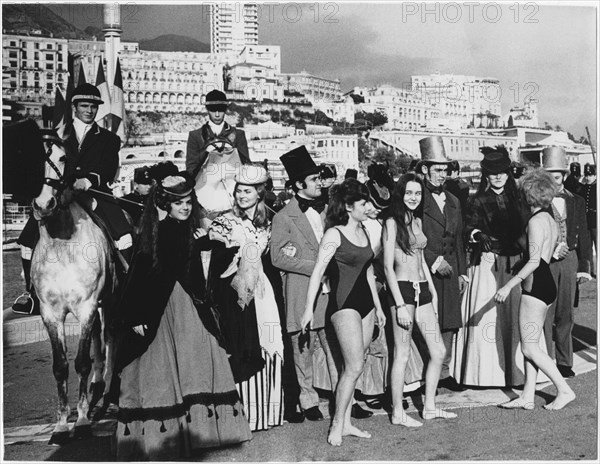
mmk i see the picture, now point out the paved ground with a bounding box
[1,247,598,461]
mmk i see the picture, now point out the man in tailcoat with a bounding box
[270,146,338,423]
[418,136,468,391]
[542,147,593,377]
[185,89,250,178]
[13,84,132,313]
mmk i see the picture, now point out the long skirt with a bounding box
[452,253,549,387]
[237,271,284,431]
[116,282,252,461]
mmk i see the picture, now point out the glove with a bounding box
[473,231,492,252]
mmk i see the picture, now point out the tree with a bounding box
[124,111,143,146]
[507,115,514,128]
[358,138,372,163]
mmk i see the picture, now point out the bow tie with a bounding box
[297,195,325,214]
[427,183,444,195]
[557,191,569,199]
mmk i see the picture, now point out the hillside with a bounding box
[139,34,210,52]
[2,4,89,39]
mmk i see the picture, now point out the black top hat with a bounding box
[71,83,104,105]
[345,168,358,179]
[134,166,154,185]
[480,146,511,175]
[205,89,227,111]
[280,145,320,183]
[584,163,596,176]
[448,160,460,173]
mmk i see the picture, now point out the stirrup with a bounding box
[12,292,35,315]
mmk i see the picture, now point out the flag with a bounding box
[52,86,66,131]
[63,53,75,126]
[110,57,126,145]
[77,62,87,86]
[95,60,111,128]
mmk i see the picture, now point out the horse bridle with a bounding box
[43,141,67,191]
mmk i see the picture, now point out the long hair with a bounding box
[325,178,370,230]
[386,173,424,255]
[232,182,269,229]
[137,186,203,274]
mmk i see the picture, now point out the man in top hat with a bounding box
[185,89,250,178]
[541,147,593,378]
[418,136,467,391]
[564,162,582,195]
[580,163,597,255]
[13,84,133,313]
[270,145,339,423]
[121,166,155,230]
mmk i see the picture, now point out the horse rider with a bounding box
[185,89,251,179]
[13,83,134,314]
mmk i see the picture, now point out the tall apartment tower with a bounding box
[210,3,259,54]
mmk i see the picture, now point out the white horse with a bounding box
[31,136,117,445]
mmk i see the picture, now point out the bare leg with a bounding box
[328,309,371,446]
[415,303,457,420]
[502,296,575,410]
[390,305,422,427]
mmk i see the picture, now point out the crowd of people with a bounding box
[12,86,596,459]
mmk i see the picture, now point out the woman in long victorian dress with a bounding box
[453,146,548,387]
[209,164,285,432]
[113,173,251,460]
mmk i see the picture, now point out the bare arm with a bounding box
[383,218,405,308]
[366,263,386,327]
[300,228,340,331]
[495,215,547,302]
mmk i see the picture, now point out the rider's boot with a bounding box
[12,258,40,315]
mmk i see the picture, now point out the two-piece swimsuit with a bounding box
[396,222,432,308]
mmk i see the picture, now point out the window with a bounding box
[34,43,39,49]
[10,41,16,46]
[46,53,53,61]
[46,63,54,70]
[20,50,26,59]
[46,44,52,49]
[9,50,17,58]
[46,83,53,91]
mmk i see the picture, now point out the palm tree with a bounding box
[476,112,485,128]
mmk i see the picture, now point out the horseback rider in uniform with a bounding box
[185,89,251,179]
[13,83,133,314]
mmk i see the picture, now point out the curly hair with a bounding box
[137,186,203,274]
[519,168,559,209]
[384,173,424,255]
[232,182,270,230]
[325,178,370,229]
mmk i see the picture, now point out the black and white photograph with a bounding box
[1,1,598,461]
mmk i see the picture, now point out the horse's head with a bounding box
[204,137,236,157]
[32,131,67,220]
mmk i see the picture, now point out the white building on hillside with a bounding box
[210,3,259,55]
[505,98,539,128]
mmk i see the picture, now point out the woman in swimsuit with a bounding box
[495,168,576,410]
[301,178,386,447]
[383,173,456,427]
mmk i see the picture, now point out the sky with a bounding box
[41,1,597,140]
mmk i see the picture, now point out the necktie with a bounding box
[427,182,444,195]
[296,195,325,214]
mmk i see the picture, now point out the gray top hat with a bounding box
[419,136,452,164]
[541,146,568,172]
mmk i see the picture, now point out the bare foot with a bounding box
[391,411,422,427]
[422,408,458,420]
[328,423,343,447]
[498,398,535,410]
[342,424,371,438]
[543,390,576,411]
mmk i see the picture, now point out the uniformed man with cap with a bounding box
[580,163,597,254]
[564,162,582,195]
[417,136,467,391]
[13,83,133,313]
[541,147,593,378]
[185,89,251,178]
